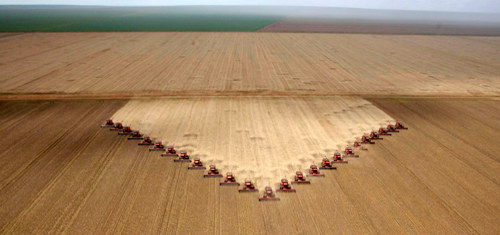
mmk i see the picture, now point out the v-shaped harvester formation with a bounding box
[101,118,408,201]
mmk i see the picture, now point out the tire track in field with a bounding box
[12,48,112,90]
[0,103,65,161]
[0,34,97,64]
[370,99,500,233]
[397,101,500,185]
[0,102,107,232]
[0,34,117,91]
[158,165,186,233]
[171,166,191,233]
[59,136,127,234]
[45,133,123,234]
[0,104,98,194]
[116,151,178,234]
[0,101,50,135]
[101,146,151,233]
[40,103,126,233]
[376,140,477,233]
[156,165,182,233]
[2,124,103,233]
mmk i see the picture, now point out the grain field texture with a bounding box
[0,32,499,96]
[111,97,394,189]
[1,99,499,234]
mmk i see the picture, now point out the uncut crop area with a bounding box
[0,32,499,96]
[112,96,394,189]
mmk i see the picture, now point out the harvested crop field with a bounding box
[111,96,394,189]
[0,32,499,96]
[0,98,499,233]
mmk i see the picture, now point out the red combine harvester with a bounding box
[344,145,359,157]
[101,119,114,128]
[361,135,375,144]
[258,186,280,201]
[332,152,348,164]
[138,136,154,145]
[128,131,143,140]
[204,165,223,177]
[220,172,240,185]
[369,131,383,140]
[386,124,399,132]
[161,145,178,157]
[109,122,123,131]
[277,178,296,192]
[239,179,258,192]
[118,126,134,135]
[149,141,165,151]
[188,157,206,169]
[174,151,191,162]
[378,127,392,136]
[395,121,408,130]
[353,141,367,150]
[320,157,337,170]
[292,170,310,184]
[309,163,325,177]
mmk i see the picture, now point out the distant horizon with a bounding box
[1,4,500,14]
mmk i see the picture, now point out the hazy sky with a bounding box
[1,0,499,13]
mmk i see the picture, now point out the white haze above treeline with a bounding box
[1,0,500,13]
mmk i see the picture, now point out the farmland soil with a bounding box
[0,98,499,234]
[1,31,499,234]
[0,32,499,97]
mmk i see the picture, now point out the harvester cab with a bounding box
[320,157,337,169]
[161,145,179,157]
[334,151,342,160]
[132,131,141,137]
[370,131,383,140]
[188,157,206,169]
[361,135,375,144]
[259,186,280,201]
[101,119,114,128]
[333,151,348,163]
[118,126,133,135]
[309,164,324,176]
[395,121,408,130]
[344,145,359,157]
[110,122,123,131]
[173,151,191,162]
[387,124,399,132]
[239,179,258,192]
[204,164,223,177]
[128,130,143,140]
[139,136,154,145]
[378,127,391,136]
[278,178,296,192]
[149,141,165,151]
[345,146,353,154]
[292,170,310,184]
[167,146,176,154]
[179,151,188,159]
[220,172,240,185]
[353,140,368,150]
